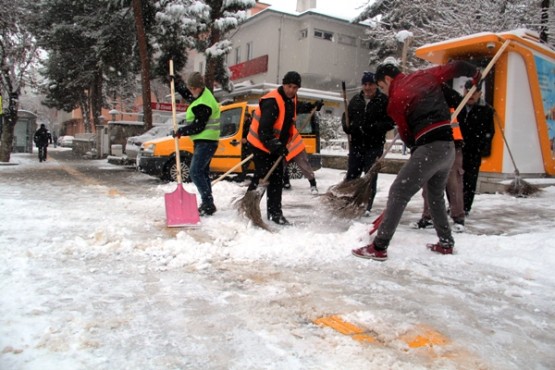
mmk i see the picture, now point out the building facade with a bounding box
[192,3,373,93]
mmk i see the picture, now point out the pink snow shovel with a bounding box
[165,60,200,227]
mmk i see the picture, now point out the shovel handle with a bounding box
[169,60,183,184]
[261,155,284,184]
[211,154,254,185]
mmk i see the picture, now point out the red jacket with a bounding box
[387,61,478,147]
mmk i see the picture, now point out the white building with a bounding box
[192,0,374,110]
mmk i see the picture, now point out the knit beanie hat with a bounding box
[187,72,205,89]
[282,71,302,87]
[361,71,376,84]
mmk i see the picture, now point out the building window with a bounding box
[338,34,356,46]
[235,46,241,64]
[314,29,333,41]
[246,42,253,61]
[299,28,308,39]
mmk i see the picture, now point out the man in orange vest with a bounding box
[247,71,322,225]
[412,86,466,232]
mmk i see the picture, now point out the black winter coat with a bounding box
[342,90,394,150]
[458,104,495,157]
[34,127,52,147]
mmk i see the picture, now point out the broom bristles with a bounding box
[506,177,542,197]
[323,167,379,219]
[233,187,271,230]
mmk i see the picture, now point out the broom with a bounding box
[492,110,541,197]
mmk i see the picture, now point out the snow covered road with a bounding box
[1,149,554,369]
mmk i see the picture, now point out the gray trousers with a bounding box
[374,140,455,248]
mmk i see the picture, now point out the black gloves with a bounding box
[171,129,182,139]
[267,138,289,157]
[313,99,324,111]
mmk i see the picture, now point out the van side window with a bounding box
[220,108,242,137]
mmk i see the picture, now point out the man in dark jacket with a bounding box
[33,124,52,162]
[352,61,482,261]
[342,71,395,215]
[246,71,320,225]
[458,79,494,215]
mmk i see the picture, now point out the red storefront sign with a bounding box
[151,102,188,112]
[230,55,269,80]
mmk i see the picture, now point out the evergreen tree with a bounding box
[155,0,255,91]
[31,0,140,132]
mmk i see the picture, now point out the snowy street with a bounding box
[1,148,555,370]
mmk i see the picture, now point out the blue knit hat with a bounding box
[361,71,376,84]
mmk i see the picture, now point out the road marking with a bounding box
[313,315,379,343]
[314,315,449,349]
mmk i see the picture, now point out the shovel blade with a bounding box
[165,185,201,227]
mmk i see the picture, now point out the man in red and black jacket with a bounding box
[352,61,481,261]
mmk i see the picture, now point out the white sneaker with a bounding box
[363,210,371,217]
[310,186,319,195]
[453,222,465,233]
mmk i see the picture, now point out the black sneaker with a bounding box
[268,213,290,225]
[198,203,217,216]
[410,218,433,229]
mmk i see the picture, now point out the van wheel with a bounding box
[287,162,304,179]
[162,158,191,182]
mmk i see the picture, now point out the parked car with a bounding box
[57,135,74,147]
[124,116,180,162]
[137,101,321,181]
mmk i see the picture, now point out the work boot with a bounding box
[410,218,433,229]
[198,203,217,216]
[426,242,454,255]
[351,242,388,261]
[268,213,290,225]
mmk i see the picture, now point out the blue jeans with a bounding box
[190,140,218,206]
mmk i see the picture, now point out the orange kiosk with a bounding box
[415,29,555,193]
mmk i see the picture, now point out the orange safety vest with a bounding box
[450,108,463,141]
[247,89,305,162]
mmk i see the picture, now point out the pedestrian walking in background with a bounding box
[33,124,53,162]
[342,71,395,216]
[352,61,482,261]
[172,72,221,216]
[246,71,320,225]
[458,79,495,215]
